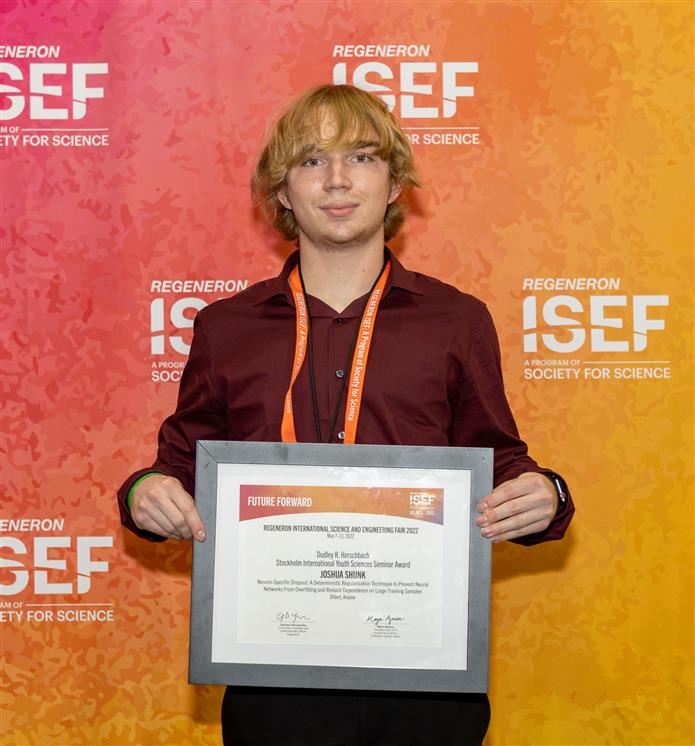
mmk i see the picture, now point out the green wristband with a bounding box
[127,472,164,512]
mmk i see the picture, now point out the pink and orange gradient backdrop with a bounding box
[1,1,692,744]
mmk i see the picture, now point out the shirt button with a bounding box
[336,369,345,378]
[335,318,344,325]
[338,431,345,441]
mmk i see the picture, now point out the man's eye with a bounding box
[352,153,374,163]
[302,158,322,167]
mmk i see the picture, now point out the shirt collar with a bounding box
[252,251,299,306]
[252,247,425,307]
[385,248,425,297]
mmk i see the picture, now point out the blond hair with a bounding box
[252,85,418,241]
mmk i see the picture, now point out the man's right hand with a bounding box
[130,474,206,542]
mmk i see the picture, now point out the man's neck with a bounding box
[298,241,386,313]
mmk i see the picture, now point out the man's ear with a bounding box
[388,180,402,205]
[277,187,292,211]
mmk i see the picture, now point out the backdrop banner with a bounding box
[1,1,692,744]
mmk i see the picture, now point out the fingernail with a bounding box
[477,516,488,526]
[482,528,492,538]
[478,502,488,512]
[196,530,206,541]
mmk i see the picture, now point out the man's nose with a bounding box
[324,158,351,190]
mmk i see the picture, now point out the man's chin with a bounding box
[312,227,375,250]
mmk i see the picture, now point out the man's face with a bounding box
[278,116,401,250]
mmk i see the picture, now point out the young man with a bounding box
[118,84,574,746]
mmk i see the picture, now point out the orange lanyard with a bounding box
[281,261,391,444]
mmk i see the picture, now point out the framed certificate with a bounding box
[189,441,492,693]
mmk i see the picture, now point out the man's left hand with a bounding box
[476,472,558,543]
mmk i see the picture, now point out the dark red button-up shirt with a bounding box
[118,250,574,544]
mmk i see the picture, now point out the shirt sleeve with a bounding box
[116,311,227,541]
[450,302,574,546]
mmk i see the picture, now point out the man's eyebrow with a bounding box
[298,141,381,158]
[351,140,380,149]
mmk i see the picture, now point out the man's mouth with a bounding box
[320,202,358,217]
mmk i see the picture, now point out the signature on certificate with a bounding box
[366,614,405,628]
[276,611,311,624]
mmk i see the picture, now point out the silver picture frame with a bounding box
[189,440,492,693]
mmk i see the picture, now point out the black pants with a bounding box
[222,687,490,746]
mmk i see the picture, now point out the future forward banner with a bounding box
[1,2,692,745]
